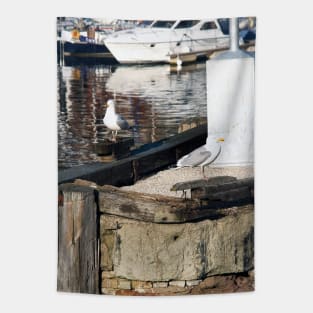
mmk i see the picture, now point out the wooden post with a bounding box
[58,185,99,293]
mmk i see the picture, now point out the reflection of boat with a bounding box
[104,63,208,145]
[105,19,232,64]
[105,63,207,103]
[58,63,210,168]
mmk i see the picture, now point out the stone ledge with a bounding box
[100,271,254,296]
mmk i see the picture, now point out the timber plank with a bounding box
[135,149,176,178]
[196,186,252,201]
[190,178,254,199]
[171,176,237,191]
[97,185,252,224]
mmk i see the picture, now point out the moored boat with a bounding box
[104,19,232,64]
[57,20,154,63]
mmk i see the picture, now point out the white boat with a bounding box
[104,19,231,64]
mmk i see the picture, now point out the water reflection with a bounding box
[58,63,207,169]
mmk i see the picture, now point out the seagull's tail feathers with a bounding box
[177,153,193,167]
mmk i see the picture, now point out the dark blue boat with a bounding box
[57,40,118,65]
[63,41,112,57]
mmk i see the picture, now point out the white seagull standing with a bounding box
[177,137,225,178]
[103,99,130,142]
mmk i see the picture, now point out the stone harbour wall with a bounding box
[100,204,254,295]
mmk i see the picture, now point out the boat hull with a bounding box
[105,37,230,64]
[63,41,112,57]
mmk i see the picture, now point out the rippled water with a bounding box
[58,63,208,169]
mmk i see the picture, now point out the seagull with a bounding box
[176,137,225,178]
[103,99,130,142]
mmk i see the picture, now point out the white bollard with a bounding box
[206,25,255,166]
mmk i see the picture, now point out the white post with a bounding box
[205,18,255,167]
[230,17,239,52]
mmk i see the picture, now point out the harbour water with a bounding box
[58,62,208,169]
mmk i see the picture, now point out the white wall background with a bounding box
[1,0,313,312]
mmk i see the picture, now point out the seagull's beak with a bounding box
[217,138,225,142]
[104,103,108,108]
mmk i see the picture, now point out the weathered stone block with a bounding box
[153,282,168,288]
[132,280,153,289]
[118,279,131,290]
[101,288,116,295]
[102,278,118,289]
[186,280,202,287]
[111,205,254,281]
[101,271,116,279]
[169,280,186,287]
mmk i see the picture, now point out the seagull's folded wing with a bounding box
[116,114,129,130]
[177,145,211,167]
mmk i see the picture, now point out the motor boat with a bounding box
[104,19,232,64]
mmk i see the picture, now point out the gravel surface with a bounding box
[121,166,254,198]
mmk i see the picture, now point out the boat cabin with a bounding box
[149,19,229,35]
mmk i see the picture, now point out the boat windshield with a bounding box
[175,20,200,29]
[200,21,218,30]
[151,20,176,28]
[217,18,229,34]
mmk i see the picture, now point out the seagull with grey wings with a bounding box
[176,136,225,178]
[103,99,130,142]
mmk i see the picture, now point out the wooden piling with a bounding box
[94,138,134,157]
[58,185,99,293]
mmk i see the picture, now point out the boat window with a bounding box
[217,18,230,35]
[175,20,200,29]
[151,20,176,28]
[136,20,153,27]
[200,21,217,30]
